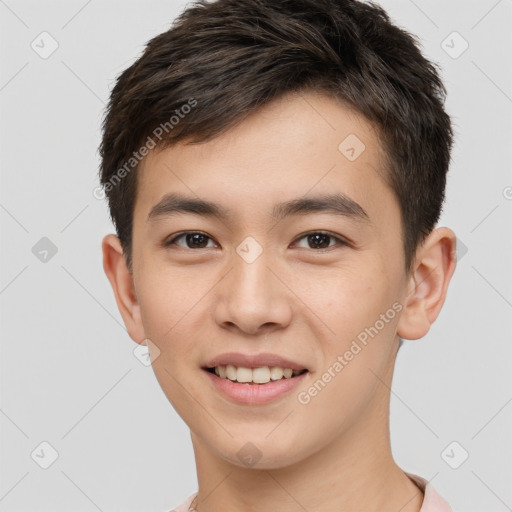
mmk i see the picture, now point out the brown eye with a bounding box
[293,231,347,250]
[165,232,217,249]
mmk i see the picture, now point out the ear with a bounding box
[397,227,457,340]
[101,234,146,344]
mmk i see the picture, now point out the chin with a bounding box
[217,435,311,471]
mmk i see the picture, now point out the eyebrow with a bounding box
[147,192,371,224]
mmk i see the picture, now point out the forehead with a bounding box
[134,91,396,230]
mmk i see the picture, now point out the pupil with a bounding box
[188,233,208,248]
[309,233,329,249]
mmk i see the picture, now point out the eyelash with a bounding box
[163,230,349,252]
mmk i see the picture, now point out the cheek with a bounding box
[294,262,391,342]
[134,268,208,414]
[135,264,190,354]
[296,281,399,433]
[135,265,212,363]
[298,259,400,382]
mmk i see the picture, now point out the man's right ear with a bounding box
[101,234,146,344]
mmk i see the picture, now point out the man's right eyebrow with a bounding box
[147,193,232,222]
[147,192,371,225]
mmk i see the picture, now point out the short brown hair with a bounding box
[99,0,453,275]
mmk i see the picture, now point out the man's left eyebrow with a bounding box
[272,193,371,224]
[147,192,371,224]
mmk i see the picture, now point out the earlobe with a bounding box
[397,227,457,341]
[101,234,146,343]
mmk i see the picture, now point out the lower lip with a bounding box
[203,369,308,405]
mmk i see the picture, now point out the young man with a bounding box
[99,0,457,510]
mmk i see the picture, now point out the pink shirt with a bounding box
[169,472,452,511]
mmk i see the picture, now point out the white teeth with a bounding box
[269,367,283,380]
[226,364,237,381]
[252,367,271,384]
[211,365,304,383]
[236,366,253,383]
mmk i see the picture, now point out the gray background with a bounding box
[1,0,511,510]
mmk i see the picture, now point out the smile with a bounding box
[203,366,309,405]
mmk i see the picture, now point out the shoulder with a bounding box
[170,478,452,512]
[168,491,198,512]
[405,472,452,512]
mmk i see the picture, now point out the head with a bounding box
[100,0,457,469]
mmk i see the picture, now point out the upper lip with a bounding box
[203,352,309,371]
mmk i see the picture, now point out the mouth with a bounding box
[202,365,310,405]
[203,365,309,385]
[201,352,311,404]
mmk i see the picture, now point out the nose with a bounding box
[211,243,293,336]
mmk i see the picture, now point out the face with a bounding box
[104,91,452,469]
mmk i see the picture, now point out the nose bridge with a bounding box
[231,237,275,305]
[213,235,291,333]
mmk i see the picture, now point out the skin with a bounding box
[102,90,457,512]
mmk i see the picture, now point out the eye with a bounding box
[292,231,348,251]
[164,231,217,249]
[163,230,349,251]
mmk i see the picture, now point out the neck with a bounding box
[189,368,424,512]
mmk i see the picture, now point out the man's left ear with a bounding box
[397,227,458,341]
